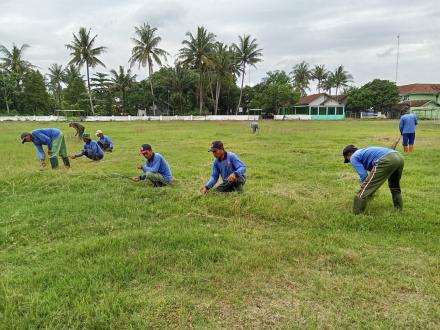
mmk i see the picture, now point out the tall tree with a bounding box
[110,66,136,112]
[20,70,51,115]
[91,72,112,115]
[232,34,263,114]
[62,64,82,85]
[0,69,16,113]
[129,23,169,116]
[290,61,311,97]
[47,63,64,108]
[0,43,34,87]
[311,64,328,94]
[65,27,107,115]
[178,26,216,114]
[332,65,353,96]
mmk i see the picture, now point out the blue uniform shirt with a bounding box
[31,128,62,160]
[140,153,173,183]
[76,140,104,158]
[206,152,247,189]
[399,113,418,134]
[350,147,396,182]
[99,135,113,149]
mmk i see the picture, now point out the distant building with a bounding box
[398,84,440,119]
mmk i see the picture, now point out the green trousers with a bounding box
[145,172,169,187]
[50,134,68,158]
[354,152,404,214]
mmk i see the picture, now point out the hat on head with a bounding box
[342,144,358,163]
[208,140,224,152]
[83,133,91,140]
[140,144,152,153]
[95,129,103,136]
[21,132,31,144]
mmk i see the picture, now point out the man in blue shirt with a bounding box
[201,141,247,194]
[132,144,173,187]
[96,130,113,152]
[399,108,418,152]
[70,133,104,161]
[21,128,70,169]
[343,145,404,214]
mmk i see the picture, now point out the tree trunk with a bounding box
[214,78,220,116]
[86,63,95,115]
[236,64,245,115]
[148,62,156,116]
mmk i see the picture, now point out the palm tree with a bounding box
[311,64,328,94]
[110,66,136,112]
[290,61,311,97]
[0,43,34,87]
[129,23,169,116]
[178,26,216,114]
[62,64,82,85]
[65,27,107,115]
[47,63,64,108]
[322,73,335,95]
[232,34,263,114]
[332,65,353,96]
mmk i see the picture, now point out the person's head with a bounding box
[400,106,410,116]
[82,133,92,143]
[95,129,104,138]
[140,144,154,159]
[208,140,225,160]
[342,144,358,163]
[21,132,32,144]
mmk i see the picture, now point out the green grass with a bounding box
[1,120,439,329]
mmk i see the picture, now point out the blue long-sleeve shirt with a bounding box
[98,135,113,148]
[206,152,247,189]
[140,153,173,183]
[399,113,418,134]
[76,140,104,158]
[350,147,396,182]
[31,128,62,160]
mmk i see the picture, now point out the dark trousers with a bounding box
[98,141,113,152]
[215,178,245,193]
[84,152,103,161]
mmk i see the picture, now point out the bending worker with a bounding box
[132,144,173,187]
[343,144,404,214]
[201,140,247,194]
[71,133,104,161]
[96,130,113,152]
[21,128,70,169]
[69,122,85,139]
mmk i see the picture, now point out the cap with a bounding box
[21,132,31,144]
[140,144,152,153]
[208,140,223,152]
[342,144,358,163]
[95,129,103,136]
[83,133,91,140]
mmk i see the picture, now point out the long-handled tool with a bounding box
[390,135,401,150]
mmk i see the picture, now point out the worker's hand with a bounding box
[70,155,76,159]
[132,176,140,182]
[47,150,53,156]
[137,165,143,170]
[227,173,237,183]
[200,186,208,194]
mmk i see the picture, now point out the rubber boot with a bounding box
[353,196,367,214]
[392,192,403,210]
[409,145,414,152]
[62,157,70,168]
[49,157,59,169]
[403,146,409,152]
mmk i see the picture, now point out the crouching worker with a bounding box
[132,144,173,187]
[21,128,70,169]
[96,130,113,152]
[71,133,104,161]
[343,145,404,214]
[200,141,247,194]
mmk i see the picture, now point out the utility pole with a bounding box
[395,34,400,84]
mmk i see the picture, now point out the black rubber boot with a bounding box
[62,157,70,168]
[392,192,403,210]
[49,157,59,169]
[353,196,367,214]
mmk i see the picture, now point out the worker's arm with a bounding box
[231,154,246,177]
[351,156,368,183]
[34,144,46,160]
[205,162,220,189]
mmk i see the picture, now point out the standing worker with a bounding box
[21,128,70,169]
[95,130,113,152]
[132,144,173,187]
[70,133,104,161]
[399,107,418,152]
[200,141,247,194]
[342,144,404,214]
[69,122,85,139]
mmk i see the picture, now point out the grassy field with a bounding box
[0,120,439,329]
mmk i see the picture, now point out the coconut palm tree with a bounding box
[290,61,311,97]
[232,34,263,114]
[0,43,34,87]
[47,63,64,108]
[311,64,328,94]
[65,27,107,115]
[110,66,136,112]
[178,26,216,114]
[332,65,353,96]
[62,64,83,85]
[129,23,169,116]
